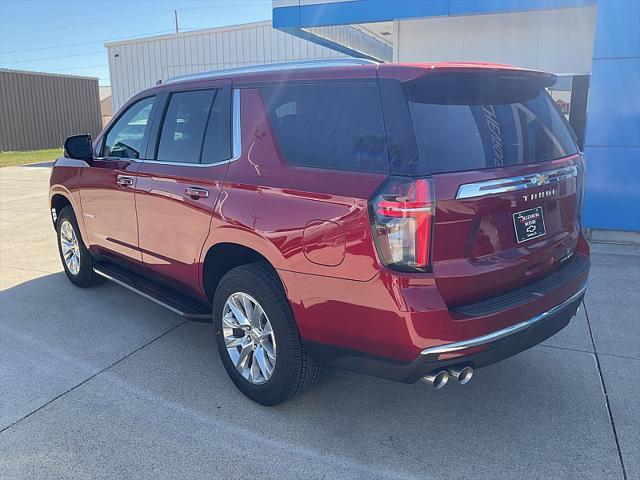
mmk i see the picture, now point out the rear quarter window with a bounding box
[260,82,389,173]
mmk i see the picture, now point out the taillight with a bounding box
[369,176,434,272]
[576,157,585,226]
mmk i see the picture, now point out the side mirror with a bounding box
[64,134,93,161]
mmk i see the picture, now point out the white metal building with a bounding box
[105,20,386,110]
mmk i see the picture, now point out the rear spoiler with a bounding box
[378,63,557,89]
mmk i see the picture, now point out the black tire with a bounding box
[213,262,321,406]
[56,206,101,287]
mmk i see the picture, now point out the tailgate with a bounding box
[380,68,586,307]
[431,156,584,306]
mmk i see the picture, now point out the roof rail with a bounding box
[165,58,378,84]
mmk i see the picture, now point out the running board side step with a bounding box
[93,263,212,321]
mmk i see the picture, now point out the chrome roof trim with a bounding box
[456,164,579,200]
[165,59,378,84]
[420,283,587,356]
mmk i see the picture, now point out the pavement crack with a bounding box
[0,320,188,435]
[598,352,640,362]
[539,343,593,355]
[583,299,628,480]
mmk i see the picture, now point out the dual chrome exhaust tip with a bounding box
[421,365,474,389]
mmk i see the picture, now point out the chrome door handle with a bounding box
[116,175,134,187]
[185,187,209,199]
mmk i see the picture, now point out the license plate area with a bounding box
[513,206,546,243]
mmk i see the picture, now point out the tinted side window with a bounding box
[260,82,388,173]
[156,89,216,164]
[378,79,420,175]
[201,88,232,164]
[103,96,155,159]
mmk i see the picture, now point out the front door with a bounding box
[80,95,158,263]
[135,83,234,291]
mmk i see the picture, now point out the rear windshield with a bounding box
[381,72,579,175]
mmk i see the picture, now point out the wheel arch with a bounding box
[202,241,286,302]
[50,193,72,226]
[49,185,90,246]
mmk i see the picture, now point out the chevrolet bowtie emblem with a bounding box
[532,174,548,186]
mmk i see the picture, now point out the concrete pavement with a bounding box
[1,164,638,479]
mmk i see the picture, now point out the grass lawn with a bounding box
[0,148,63,168]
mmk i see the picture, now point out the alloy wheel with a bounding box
[222,292,277,385]
[60,220,80,275]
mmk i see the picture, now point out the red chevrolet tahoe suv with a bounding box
[50,59,589,405]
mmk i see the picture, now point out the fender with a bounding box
[49,157,90,245]
[198,223,289,270]
[197,223,290,298]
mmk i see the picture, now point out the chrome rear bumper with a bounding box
[421,284,587,356]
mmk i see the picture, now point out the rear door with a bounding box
[134,82,234,291]
[380,70,584,306]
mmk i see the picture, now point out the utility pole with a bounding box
[174,10,179,34]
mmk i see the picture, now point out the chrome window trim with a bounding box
[230,88,241,161]
[92,157,142,163]
[420,283,587,357]
[144,89,241,168]
[456,164,579,200]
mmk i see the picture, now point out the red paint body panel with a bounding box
[135,161,227,293]
[431,155,583,306]
[280,256,587,362]
[302,220,346,267]
[50,61,590,368]
[79,159,141,262]
[206,88,385,282]
[49,161,88,241]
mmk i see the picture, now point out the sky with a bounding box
[0,0,273,85]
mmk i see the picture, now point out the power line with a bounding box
[0,1,271,38]
[0,30,174,55]
[0,10,174,38]
[47,64,106,73]
[1,50,105,65]
[175,2,272,13]
[0,1,273,59]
